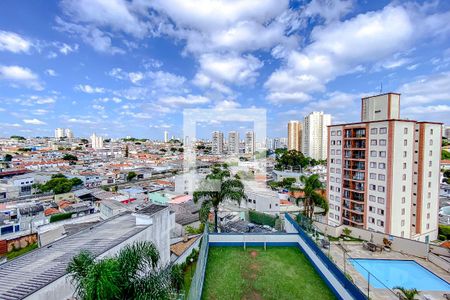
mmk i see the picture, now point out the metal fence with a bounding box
[187,224,209,300]
[290,213,401,299]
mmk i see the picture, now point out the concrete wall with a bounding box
[174,235,202,265]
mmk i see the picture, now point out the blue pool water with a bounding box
[350,259,450,291]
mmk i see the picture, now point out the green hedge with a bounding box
[49,212,74,223]
[439,225,450,240]
[249,210,277,227]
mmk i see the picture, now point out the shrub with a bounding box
[249,210,276,227]
[49,212,74,223]
[439,225,450,240]
[438,234,447,241]
[342,227,352,236]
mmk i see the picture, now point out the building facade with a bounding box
[245,131,255,154]
[228,131,240,154]
[327,93,441,242]
[302,111,331,160]
[90,133,104,150]
[287,121,302,151]
[211,131,224,155]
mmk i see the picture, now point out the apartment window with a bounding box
[336,196,340,201]
[336,168,341,173]
[427,192,431,198]
[330,204,334,210]
[336,150,341,155]
[336,206,340,212]
[336,187,341,192]
[401,231,405,237]
[402,174,406,181]
[369,195,376,202]
[371,139,377,146]
[380,127,387,134]
[378,163,386,169]
[378,174,385,181]
[429,150,432,156]
[428,161,432,167]
[378,186,385,192]
[335,215,339,221]
[427,203,430,209]
[370,173,376,179]
[403,139,407,146]
[336,178,341,183]
[377,208,384,216]
[331,149,335,155]
[377,220,385,227]
[369,206,375,212]
[330,213,334,218]
[330,177,335,182]
[330,167,335,173]
[330,195,334,200]
[378,197,385,204]
[371,151,377,157]
[401,208,405,215]
[402,197,406,204]
[331,131,336,136]
[401,220,405,226]
[404,128,408,134]
[379,139,386,146]
[403,163,407,169]
[428,171,432,178]
[330,186,334,191]
[369,217,375,223]
[371,128,378,134]
[337,130,342,136]
[336,159,341,164]
[403,151,407,158]
[428,182,431,188]
[379,151,386,158]
[427,213,430,219]
[337,140,341,145]
[331,159,334,163]
[370,162,376,168]
[331,140,335,145]
[429,139,433,146]
[370,184,376,191]
[430,128,433,135]
[402,185,406,192]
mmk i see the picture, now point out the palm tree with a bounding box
[193,167,245,232]
[393,286,420,300]
[294,174,328,219]
[67,241,182,300]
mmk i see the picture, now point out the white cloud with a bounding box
[302,0,353,23]
[32,96,56,104]
[400,72,450,105]
[159,94,210,106]
[214,100,241,110]
[32,109,49,115]
[265,4,450,103]
[267,92,311,104]
[0,65,43,90]
[58,42,79,55]
[67,118,95,124]
[45,69,57,76]
[23,118,46,125]
[76,84,105,93]
[0,30,31,53]
[92,104,105,110]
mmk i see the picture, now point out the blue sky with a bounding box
[0,0,450,140]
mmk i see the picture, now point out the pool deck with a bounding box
[328,241,450,300]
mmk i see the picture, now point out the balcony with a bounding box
[344,128,366,139]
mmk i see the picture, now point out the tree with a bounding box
[80,139,89,144]
[62,154,78,161]
[393,287,420,300]
[275,150,309,171]
[442,150,450,160]
[193,167,245,232]
[125,145,129,158]
[127,171,137,181]
[444,169,450,178]
[294,174,328,219]
[4,154,13,161]
[70,177,83,187]
[67,241,182,300]
[10,135,26,141]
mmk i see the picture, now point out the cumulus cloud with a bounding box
[0,65,43,90]
[76,84,105,93]
[400,72,450,105]
[45,69,57,76]
[23,118,46,125]
[159,94,210,106]
[0,30,31,53]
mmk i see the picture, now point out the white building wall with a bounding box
[327,126,343,226]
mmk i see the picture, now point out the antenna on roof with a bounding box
[380,82,383,94]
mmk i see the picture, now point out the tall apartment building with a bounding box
[327,93,442,242]
[444,125,450,140]
[303,112,331,160]
[65,128,74,139]
[54,128,65,139]
[245,131,255,154]
[212,131,224,155]
[164,131,169,143]
[287,121,302,151]
[90,133,104,150]
[228,131,240,154]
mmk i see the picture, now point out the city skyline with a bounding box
[1,0,450,139]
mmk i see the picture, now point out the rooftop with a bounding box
[0,212,147,300]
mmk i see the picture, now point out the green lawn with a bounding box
[202,247,336,300]
[6,243,38,260]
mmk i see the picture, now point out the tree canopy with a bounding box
[33,174,83,194]
[62,154,78,161]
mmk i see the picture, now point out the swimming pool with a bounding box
[350,259,450,291]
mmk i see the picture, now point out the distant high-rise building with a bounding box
[302,112,331,160]
[444,125,450,140]
[279,137,288,149]
[228,131,240,154]
[65,128,74,140]
[164,131,169,143]
[55,128,65,139]
[287,121,302,151]
[245,131,255,154]
[90,133,104,150]
[327,93,442,242]
[212,131,224,155]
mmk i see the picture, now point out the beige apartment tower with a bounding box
[212,131,224,155]
[327,93,442,242]
[287,121,302,151]
[228,131,240,154]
